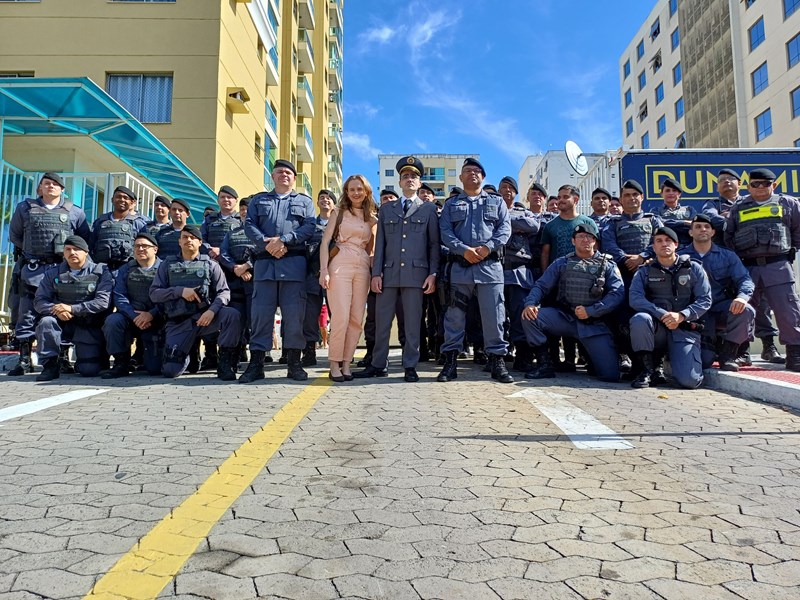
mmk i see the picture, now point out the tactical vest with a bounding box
[24,199,74,260]
[54,264,104,305]
[658,204,693,220]
[614,214,655,255]
[163,258,211,319]
[125,260,157,311]
[156,228,182,259]
[732,198,791,259]
[645,257,694,312]
[504,209,534,268]
[205,214,240,248]
[226,227,255,264]
[147,222,169,237]
[93,216,138,265]
[557,253,608,308]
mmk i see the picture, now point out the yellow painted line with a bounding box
[84,377,332,600]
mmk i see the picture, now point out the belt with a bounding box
[25,256,59,266]
[252,248,305,260]
[742,255,789,267]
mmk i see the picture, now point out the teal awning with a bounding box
[0,77,215,210]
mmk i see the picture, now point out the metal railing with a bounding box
[297,172,312,196]
[298,75,314,106]
[299,29,315,64]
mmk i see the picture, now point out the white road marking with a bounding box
[0,389,109,424]
[509,388,634,450]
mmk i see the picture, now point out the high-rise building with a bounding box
[620,0,800,150]
[377,154,478,203]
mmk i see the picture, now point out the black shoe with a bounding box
[200,345,218,371]
[36,357,60,382]
[328,371,345,382]
[59,347,75,374]
[7,339,33,377]
[301,342,317,367]
[353,364,388,378]
[717,340,740,372]
[356,353,373,368]
[187,345,200,374]
[512,343,534,373]
[458,351,468,359]
[102,353,131,379]
[473,348,488,365]
[437,350,458,382]
[404,367,419,382]
[525,346,555,379]
[786,345,800,372]
[216,347,238,381]
[264,351,273,363]
[619,354,633,373]
[286,349,308,381]
[631,352,655,389]
[278,348,288,364]
[239,350,266,384]
[490,354,514,384]
[761,338,786,364]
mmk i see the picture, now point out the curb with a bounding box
[704,368,800,412]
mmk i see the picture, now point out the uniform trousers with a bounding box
[700,301,756,368]
[504,284,530,344]
[630,312,703,389]
[327,252,371,363]
[36,316,107,377]
[442,282,506,355]
[748,262,800,346]
[103,312,164,375]
[250,280,305,352]
[162,308,241,378]
[372,287,423,369]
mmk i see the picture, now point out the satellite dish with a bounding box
[565,140,588,176]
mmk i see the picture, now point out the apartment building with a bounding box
[377,154,478,203]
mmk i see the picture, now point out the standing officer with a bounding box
[437,158,513,383]
[589,187,612,228]
[522,222,624,382]
[149,225,241,380]
[418,183,436,203]
[147,195,172,237]
[33,235,112,381]
[703,169,741,245]
[725,168,800,371]
[682,214,755,371]
[90,185,148,270]
[156,198,191,259]
[355,156,440,382]
[238,159,316,383]
[629,227,712,389]
[656,178,695,246]
[8,173,90,377]
[102,232,164,378]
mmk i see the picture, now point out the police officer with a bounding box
[522,222,624,382]
[418,182,436,203]
[629,227,712,389]
[156,198,191,260]
[147,195,172,237]
[589,187,612,229]
[437,158,513,383]
[8,173,91,377]
[239,159,316,383]
[102,232,164,378]
[149,225,241,380]
[355,156,440,382]
[682,214,755,371]
[417,181,441,359]
[526,182,554,280]
[656,178,695,246]
[702,168,741,245]
[725,168,800,371]
[90,185,148,270]
[33,235,112,381]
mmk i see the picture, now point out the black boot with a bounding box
[264,350,273,363]
[59,346,75,374]
[286,349,308,381]
[238,345,249,364]
[760,336,786,364]
[239,350,266,384]
[490,354,514,383]
[631,352,655,388]
[7,339,33,376]
[437,350,458,382]
[512,342,534,373]
[357,341,374,367]
[301,341,317,367]
[36,357,60,382]
[651,351,668,385]
[200,343,218,371]
[102,352,131,379]
[736,342,753,367]
[525,346,555,379]
[786,345,800,372]
[473,343,488,365]
[187,340,200,374]
[717,340,741,372]
[217,347,237,381]
[278,347,288,364]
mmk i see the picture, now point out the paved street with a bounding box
[1,356,800,600]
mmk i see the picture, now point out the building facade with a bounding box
[517,151,605,202]
[377,154,478,203]
[620,0,800,150]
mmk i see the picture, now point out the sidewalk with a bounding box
[704,358,800,412]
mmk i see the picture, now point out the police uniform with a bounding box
[90,212,147,270]
[602,211,664,276]
[219,218,257,355]
[300,214,329,365]
[201,211,241,253]
[702,196,737,247]
[656,203,696,246]
[156,226,184,260]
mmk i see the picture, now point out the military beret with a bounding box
[154,195,172,208]
[654,226,679,244]
[396,155,424,176]
[380,188,399,199]
[218,185,238,199]
[181,224,203,241]
[171,198,191,213]
[239,196,251,207]
[622,179,644,194]
[419,182,435,195]
[273,159,297,175]
[660,177,683,193]
[41,172,65,188]
[318,188,336,200]
[449,186,463,197]
[482,184,498,194]
[718,168,740,181]
[113,185,137,201]
[135,231,159,246]
[591,187,612,199]
[63,235,89,252]
[462,157,486,177]
[573,222,600,239]
[748,168,777,180]
[499,176,518,193]
[528,182,547,196]
[691,213,714,227]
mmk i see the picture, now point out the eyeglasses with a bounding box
[748,180,774,188]
[134,244,157,250]
[462,168,483,175]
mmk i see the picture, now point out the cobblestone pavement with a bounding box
[1,356,800,599]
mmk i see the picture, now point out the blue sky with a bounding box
[341,0,656,189]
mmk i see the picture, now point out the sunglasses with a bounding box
[748,180,774,188]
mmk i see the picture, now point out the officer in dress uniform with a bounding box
[238,159,317,383]
[655,178,695,246]
[33,235,112,381]
[8,173,91,377]
[89,185,148,270]
[629,227,712,389]
[725,168,800,371]
[522,222,624,382]
[149,225,241,380]
[437,158,513,384]
[681,214,755,371]
[355,156,440,382]
[102,232,164,378]
[146,195,172,237]
[156,197,191,260]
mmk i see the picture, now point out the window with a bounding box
[624,88,632,107]
[106,74,172,123]
[669,0,678,16]
[675,133,687,148]
[671,27,680,50]
[254,133,263,160]
[792,86,800,119]
[651,51,662,73]
[638,101,648,122]
[752,62,769,96]
[675,96,685,119]
[655,83,664,105]
[673,62,682,85]
[448,169,456,177]
[786,0,799,18]
[796,138,800,147]
[384,169,394,177]
[650,18,661,40]
[638,70,646,91]
[657,116,667,137]
[749,17,765,51]
[623,59,631,79]
[788,33,800,68]
[636,40,645,61]
[746,0,756,6]
[755,108,772,141]
[641,132,650,149]
[626,117,634,136]
[385,185,394,191]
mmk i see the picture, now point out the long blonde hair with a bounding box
[340,174,377,222]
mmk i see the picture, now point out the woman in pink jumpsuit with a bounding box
[319,175,377,381]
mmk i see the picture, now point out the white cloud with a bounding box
[344,131,382,161]
[344,101,380,119]
[555,64,620,151]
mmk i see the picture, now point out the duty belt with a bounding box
[742,255,790,267]
[252,248,306,261]
[448,252,501,268]
[24,256,60,267]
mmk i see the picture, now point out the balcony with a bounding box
[329,26,343,49]
[265,103,278,144]
[267,46,279,86]
[297,75,315,118]
[328,90,342,123]
[296,123,314,163]
[329,0,342,28]
[297,172,312,196]
[327,156,342,179]
[328,57,342,91]
[298,29,315,74]
[298,0,315,30]
[327,124,342,151]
